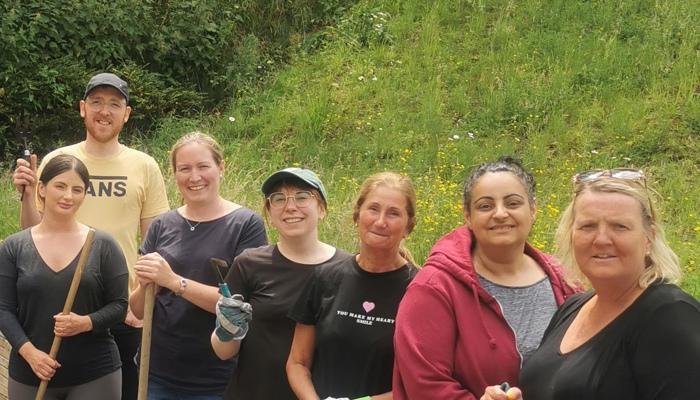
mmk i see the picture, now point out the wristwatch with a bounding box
[175,277,187,296]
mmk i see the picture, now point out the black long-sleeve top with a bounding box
[0,228,128,387]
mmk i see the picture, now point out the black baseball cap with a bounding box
[84,73,129,104]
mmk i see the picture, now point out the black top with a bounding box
[519,282,700,399]
[222,244,352,400]
[0,228,128,387]
[289,257,418,398]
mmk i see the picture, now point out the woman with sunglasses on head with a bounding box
[211,167,352,400]
[393,156,580,400]
[129,131,267,400]
[287,172,419,400]
[516,169,700,399]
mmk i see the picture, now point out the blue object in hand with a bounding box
[218,282,232,298]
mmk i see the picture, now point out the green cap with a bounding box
[261,167,327,202]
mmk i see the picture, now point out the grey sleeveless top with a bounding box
[478,275,557,363]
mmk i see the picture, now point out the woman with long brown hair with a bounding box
[0,154,128,400]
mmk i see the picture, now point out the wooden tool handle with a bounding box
[137,283,155,400]
[35,228,95,400]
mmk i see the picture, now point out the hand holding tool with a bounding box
[210,258,252,341]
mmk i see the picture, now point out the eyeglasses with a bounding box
[572,169,646,187]
[267,191,315,209]
[85,99,126,113]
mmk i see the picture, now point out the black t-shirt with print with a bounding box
[289,256,417,399]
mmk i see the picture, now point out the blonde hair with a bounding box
[353,172,417,265]
[170,131,223,173]
[555,177,681,288]
[170,131,224,205]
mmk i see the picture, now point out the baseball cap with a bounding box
[261,167,327,202]
[84,73,129,103]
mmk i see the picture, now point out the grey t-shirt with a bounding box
[478,275,557,363]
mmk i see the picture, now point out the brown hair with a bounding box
[40,154,90,189]
[462,155,535,212]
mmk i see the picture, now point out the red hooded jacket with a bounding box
[393,226,579,400]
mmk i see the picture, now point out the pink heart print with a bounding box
[362,301,375,313]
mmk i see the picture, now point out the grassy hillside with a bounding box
[2,0,700,295]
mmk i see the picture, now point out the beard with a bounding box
[84,117,124,143]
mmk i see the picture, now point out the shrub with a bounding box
[0,0,356,165]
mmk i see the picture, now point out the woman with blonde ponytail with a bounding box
[287,172,418,400]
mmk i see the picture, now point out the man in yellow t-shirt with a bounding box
[12,72,169,400]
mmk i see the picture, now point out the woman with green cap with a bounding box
[212,167,352,400]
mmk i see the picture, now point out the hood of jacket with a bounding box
[423,225,577,306]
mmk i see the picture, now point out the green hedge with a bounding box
[0,0,351,166]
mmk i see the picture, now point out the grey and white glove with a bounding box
[215,294,252,342]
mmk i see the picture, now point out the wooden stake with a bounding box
[137,283,155,400]
[35,228,95,400]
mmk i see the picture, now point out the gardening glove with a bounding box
[215,294,252,342]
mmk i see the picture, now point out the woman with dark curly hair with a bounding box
[393,156,580,400]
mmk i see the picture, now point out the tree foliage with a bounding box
[0,0,351,166]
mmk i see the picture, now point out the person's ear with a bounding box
[462,207,471,229]
[38,182,46,200]
[122,106,131,123]
[79,100,87,118]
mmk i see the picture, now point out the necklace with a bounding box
[182,202,220,231]
[184,218,202,231]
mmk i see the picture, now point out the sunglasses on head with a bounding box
[572,168,653,213]
[572,168,646,186]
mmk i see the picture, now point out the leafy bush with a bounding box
[0,0,354,166]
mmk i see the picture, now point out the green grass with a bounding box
[2,0,700,296]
